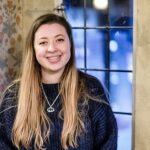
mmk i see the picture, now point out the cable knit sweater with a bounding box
[0,72,117,150]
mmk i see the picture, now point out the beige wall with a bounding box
[134,0,150,149]
[22,0,56,46]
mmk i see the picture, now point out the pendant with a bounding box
[47,106,55,112]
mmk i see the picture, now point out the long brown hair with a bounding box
[12,13,87,150]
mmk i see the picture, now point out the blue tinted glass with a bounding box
[86,29,107,69]
[115,114,132,150]
[86,70,106,86]
[109,29,133,70]
[109,72,133,113]
[64,0,84,27]
[85,1,108,26]
[109,0,133,26]
[72,29,85,68]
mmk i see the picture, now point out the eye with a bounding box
[39,41,48,45]
[56,38,64,43]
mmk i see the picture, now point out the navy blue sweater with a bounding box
[0,72,117,150]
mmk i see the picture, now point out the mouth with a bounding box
[46,55,61,63]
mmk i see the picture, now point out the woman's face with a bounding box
[34,23,71,78]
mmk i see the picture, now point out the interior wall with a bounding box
[0,0,23,95]
[22,0,55,46]
[134,0,150,149]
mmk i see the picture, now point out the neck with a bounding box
[41,69,64,84]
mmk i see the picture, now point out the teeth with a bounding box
[49,56,58,59]
[47,56,60,62]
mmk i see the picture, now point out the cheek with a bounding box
[34,50,45,65]
[68,50,71,60]
[64,46,71,62]
[65,50,71,65]
[35,52,45,66]
[66,43,71,59]
[35,48,45,59]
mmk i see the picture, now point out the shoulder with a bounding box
[78,70,101,85]
[1,82,19,101]
[87,95,116,132]
[78,70,109,101]
[0,83,19,144]
[78,70,105,90]
[78,71,113,117]
[88,100,113,122]
[0,81,19,115]
[78,70,111,109]
[89,101,117,149]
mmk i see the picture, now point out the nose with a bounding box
[47,41,56,52]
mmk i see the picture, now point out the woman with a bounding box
[0,13,117,150]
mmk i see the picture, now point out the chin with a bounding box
[49,67,64,73]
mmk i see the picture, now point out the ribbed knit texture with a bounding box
[0,72,117,150]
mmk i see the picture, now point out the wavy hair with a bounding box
[12,13,87,150]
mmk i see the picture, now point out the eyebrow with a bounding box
[55,34,65,38]
[37,34,65,40]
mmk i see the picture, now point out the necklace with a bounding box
[41,84,60,113]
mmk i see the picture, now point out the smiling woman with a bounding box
[0,13,117,150]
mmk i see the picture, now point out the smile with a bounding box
[46,55,61,63]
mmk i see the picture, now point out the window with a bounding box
[62,0,133,149]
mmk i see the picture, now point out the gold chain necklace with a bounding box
[41,84,60,113]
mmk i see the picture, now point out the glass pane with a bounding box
[63,0,84,27]
[109,0,133,26]
[86,29,107,69]
[109,29,133,70]
[86,70,106,86]
[72,29,85,68]
[85,0,108,26]
[115,114,132,150]
[109,72,133,113]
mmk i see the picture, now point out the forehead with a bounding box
[35,23,67,38]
